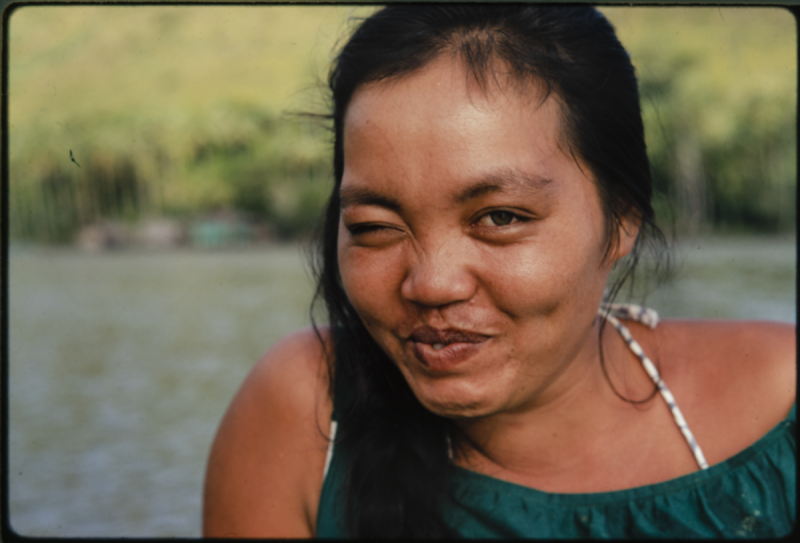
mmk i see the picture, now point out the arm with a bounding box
[203,327,333,537]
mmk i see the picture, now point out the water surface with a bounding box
[6,236,795,536]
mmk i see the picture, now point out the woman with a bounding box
[203,5,795,538]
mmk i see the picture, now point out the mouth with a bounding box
[408,326,490,371]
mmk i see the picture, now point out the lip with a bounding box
[409,326,490,371]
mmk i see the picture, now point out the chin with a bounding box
[408,377,500,419]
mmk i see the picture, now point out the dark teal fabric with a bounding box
[316,403,795,538]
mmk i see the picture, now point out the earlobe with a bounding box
[613,215,640,262]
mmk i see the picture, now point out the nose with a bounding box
[400,241,477,308]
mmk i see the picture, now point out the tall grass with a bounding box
[603,7,796,234]
[7,5,376,242]
[6,5,796,244]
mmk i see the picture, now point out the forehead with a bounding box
[341,55,586,198]
[345,54,559,137]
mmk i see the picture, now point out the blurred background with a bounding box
[3,4,796,538]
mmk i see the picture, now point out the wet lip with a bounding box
[409,326,489,345]
[409,327,490,371]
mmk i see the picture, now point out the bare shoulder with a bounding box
[203,326,333,537]
[655,319,796,464]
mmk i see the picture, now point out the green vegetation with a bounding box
[6,5,796,244]
[603,7,796,234]
[7,5,376,243]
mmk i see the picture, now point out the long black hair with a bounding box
[311,4,666,537]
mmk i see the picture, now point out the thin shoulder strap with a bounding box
[323,421,338,480]
[599,303,710,470]
[323,330,350,481]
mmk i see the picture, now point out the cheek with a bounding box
[338,233,407,327]
[479,251,564,317]
[481,223,608,318]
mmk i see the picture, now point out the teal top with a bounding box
[316,308,796,538]
[440,403,796,538]
[317,405,795,538]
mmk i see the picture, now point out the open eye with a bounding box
[474,209,526,228]
[486,210,516,226]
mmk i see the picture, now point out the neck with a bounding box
[450,317,657,483]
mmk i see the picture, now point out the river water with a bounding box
[6,236,795,537]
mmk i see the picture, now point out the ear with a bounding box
[611,214,640,263]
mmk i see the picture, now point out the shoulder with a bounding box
[654,319,795,464]
[203,326,333,537]
[656,319,795,402]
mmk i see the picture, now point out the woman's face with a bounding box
[337,55,635,419]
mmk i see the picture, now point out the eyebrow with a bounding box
[339,186,402,212]
[454,169,553,204]
[339,169,553,211]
